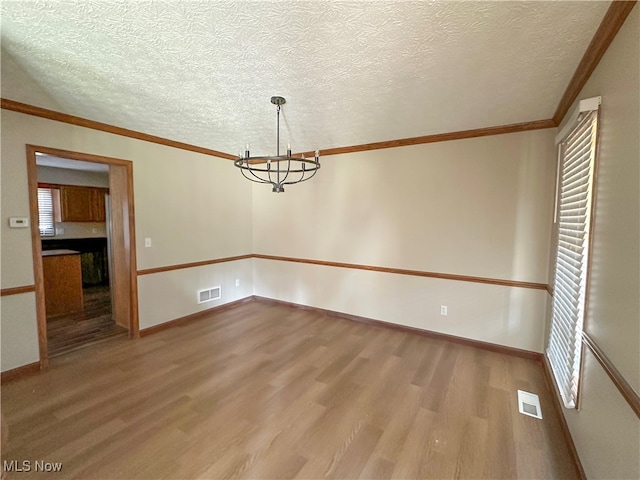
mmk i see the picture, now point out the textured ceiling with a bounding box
[1,1,610,157]
[36,154,110,172]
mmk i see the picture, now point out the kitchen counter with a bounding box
[42,249,81,257]
[42,238,109,287]
[42,238,107,250]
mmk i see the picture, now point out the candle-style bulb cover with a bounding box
[287,143,291,157]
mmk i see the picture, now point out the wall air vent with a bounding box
[197,286,221,304]
[517,390,542,419]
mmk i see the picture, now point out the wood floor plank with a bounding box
[360,455,396,480]
[421,342,460,412]
[46,285,127,357]
[325,422,383,479]
[483,386,518,479]
[390,407,439,479]
[1,300,580,479]
[453,416,489,479]
[370,382,423,464]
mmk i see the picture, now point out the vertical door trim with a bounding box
[26,148,49,368]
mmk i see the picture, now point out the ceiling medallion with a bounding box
[234,96,320,193]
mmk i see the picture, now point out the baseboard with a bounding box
[253,296,543,361]
[541,355,586,480]
[1,362,40,385]
[139,296,255,337]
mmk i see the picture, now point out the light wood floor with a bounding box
[1,300,579,479]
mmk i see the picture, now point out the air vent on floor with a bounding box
[197,286,221,304]
[517,390,542,419]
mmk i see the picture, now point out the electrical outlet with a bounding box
[144,237,152,248]
[235,279,240,287]
[440,305,448,316]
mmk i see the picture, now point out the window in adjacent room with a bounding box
[37,187,56,237]
[547,97,600,409]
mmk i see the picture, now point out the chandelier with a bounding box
[234,96,320,193]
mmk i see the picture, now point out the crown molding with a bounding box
[553,1,637,125]
[0,98,235,160]
[297,119,556,158]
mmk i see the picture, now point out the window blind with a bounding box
[37,188,55,237]
[547,109,598,409]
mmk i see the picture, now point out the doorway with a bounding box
[26,145,139,367]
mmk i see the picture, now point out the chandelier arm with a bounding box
[266,162,273,186]
[239,166,267,184]
[292,161,307,185]
[239,164,276,187]
[248,169,276,189]
[245,171,278,191]
[283,166,319,185]
[278,158,292,185]
[281,158,320,180]
[277,159,281,187]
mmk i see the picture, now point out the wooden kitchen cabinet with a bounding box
[91,188,106,222]
[42,250,84,316]
[60,186,107,222]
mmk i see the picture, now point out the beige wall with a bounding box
[0,294,39,371]
[37,165,109,188]
[1,109,253,372]
[549,5,639,479]
[138,259,253,329]
[253,128,557,352]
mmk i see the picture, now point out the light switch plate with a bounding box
[9,217,29,228]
